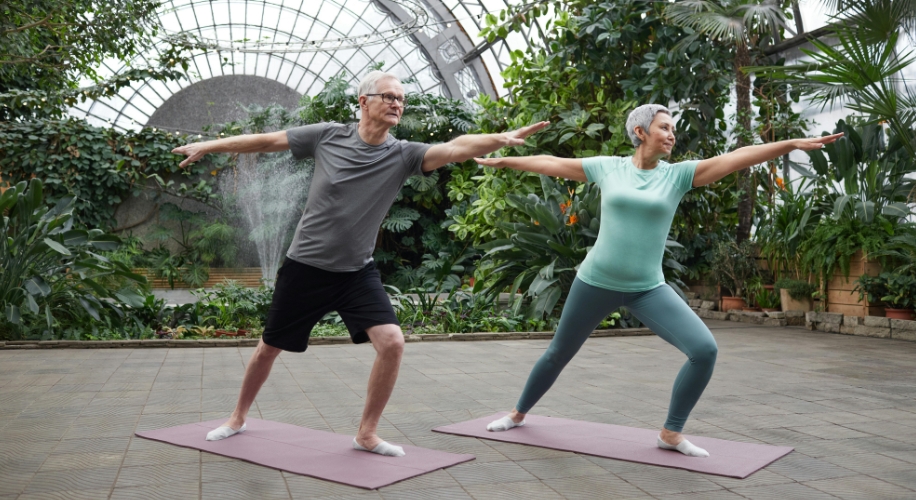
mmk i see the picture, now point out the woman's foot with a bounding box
[487,410,526,432]
[657,429,708,457]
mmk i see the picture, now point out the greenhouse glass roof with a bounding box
[68,0,549,131]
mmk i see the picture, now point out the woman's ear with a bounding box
[634,125,648,142]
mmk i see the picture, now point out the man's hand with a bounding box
[172,143,207,169]
[793,132,844,151]
[503,121,550,146]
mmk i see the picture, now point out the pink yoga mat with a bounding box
[136,418,475,489]
[433,413,792,478]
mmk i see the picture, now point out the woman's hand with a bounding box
[474,156,510,169]
[793,133,845,151]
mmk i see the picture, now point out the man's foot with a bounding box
[353,437,405,457]
[206,423,246,441]
[487,413,525,432]
[657,434,709,457]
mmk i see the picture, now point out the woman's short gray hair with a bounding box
[626,104,671,147]
[358,70,400,96]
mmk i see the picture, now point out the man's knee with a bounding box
[367,324,404,357]
[255,339,283,360]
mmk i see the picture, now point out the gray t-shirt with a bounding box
[285,122,432,271]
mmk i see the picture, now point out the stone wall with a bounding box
[805,312,916,341]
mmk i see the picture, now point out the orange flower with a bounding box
[775,177,785,190]
[533,220,540,226]
[559,199,572,214]
[567,214,579,226]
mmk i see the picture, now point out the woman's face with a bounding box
[637,113,676,156]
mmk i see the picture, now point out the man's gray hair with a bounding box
[626,104,671,147]
[358,70,400,96]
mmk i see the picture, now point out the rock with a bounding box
[685,292,698,300]
[763,318,787,327]
[786,316,806,327]
[739,313,765,324]
[700,300,716,310]
[821,312,844,325]
[708,311,730,321]
[892,328,916,342]
[843,315,863,326]
[890,319,916,331]
[785,310,806,318]
[688,299,703,307]
[854,325,891,338]
[840,325,857,335]
[766,311,786,319]
[805,311,819,323]
[822,322,841,333]
[864,316,890,328]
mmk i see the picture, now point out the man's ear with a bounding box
[358,95,367,109]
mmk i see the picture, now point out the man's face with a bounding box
[361,78,405,128]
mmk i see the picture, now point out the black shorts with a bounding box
[261,259,399,352]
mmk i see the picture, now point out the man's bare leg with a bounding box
[222,339,283,430]
[354,323,404,452]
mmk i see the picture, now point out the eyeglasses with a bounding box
[365,93,407,106]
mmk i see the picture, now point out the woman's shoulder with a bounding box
[583,155,629,168]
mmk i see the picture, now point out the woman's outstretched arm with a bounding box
[693,133,844,187]
[475,155,587,182]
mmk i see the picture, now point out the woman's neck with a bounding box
[631,146,665,170]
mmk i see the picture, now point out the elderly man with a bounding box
[172,70,547,457]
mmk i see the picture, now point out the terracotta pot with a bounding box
[721,296,747,311]
[779,288,813,312]
[885,308,914,320]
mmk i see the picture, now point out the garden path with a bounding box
[2,320,916,499]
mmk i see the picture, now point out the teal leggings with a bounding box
[516,278,717,432]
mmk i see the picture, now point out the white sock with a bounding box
[206,423,246,441]
[352,437,405,457]
[657,435,709,458]
[487,415,525,432]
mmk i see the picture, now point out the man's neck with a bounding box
[357,119,390,146]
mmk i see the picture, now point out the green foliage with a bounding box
[0,179,147,340]
[0,118,225,229]
[390,289,550,334]
[879,272,916,309]
[798,216,895,282]
[191,282,273,330]
[0,0,213,121]
[775,278,818,301]
[852,273,889,307]
[756,177,822,278]
[751,0,916,159]
[754,287,780,309]
[710,240,759,301]
[803,119,914,223]
[146,203,237,288]
[457,0,736,260]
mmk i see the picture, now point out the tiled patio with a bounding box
[2,319,916,499]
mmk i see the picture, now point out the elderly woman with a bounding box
[476,104,841,457]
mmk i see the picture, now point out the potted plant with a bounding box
[711,240,759,311]
[755,287,781,313]
[880,272,916,320]
[775,278,817,312]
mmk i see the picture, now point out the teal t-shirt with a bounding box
[577,156,698,292]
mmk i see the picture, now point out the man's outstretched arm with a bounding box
[421,121,549,172]
[172,131,290,168]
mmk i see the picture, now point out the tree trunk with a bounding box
[735,43,754,244]
[791,0,805,34]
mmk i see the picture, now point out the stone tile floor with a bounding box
[2,319,916,499]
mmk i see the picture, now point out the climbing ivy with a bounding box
[0,118,227,229]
